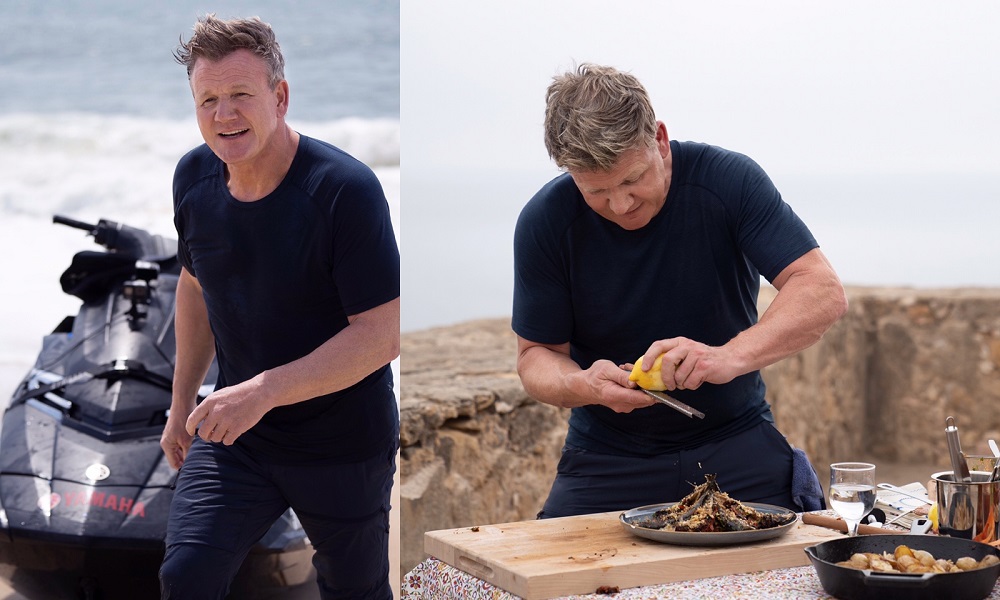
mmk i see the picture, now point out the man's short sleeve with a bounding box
[511,178,576,345]
[328,168,400,316]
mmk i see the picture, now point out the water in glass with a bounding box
[829,462,876,537]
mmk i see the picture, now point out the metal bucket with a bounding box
[933,470,999,544]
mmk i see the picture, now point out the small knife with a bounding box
[642,389,705,419]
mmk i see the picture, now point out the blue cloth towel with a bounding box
[791,446,826,512]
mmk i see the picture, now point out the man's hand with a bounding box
[568,359,655,413]
[185,377,272,446]
[517,337,655,413]
[160,411,195,470]
[638,337,742,392]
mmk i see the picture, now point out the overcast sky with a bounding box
[403,1,999,178]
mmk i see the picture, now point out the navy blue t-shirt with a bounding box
[512,140,817,457]
[173,135,400,464]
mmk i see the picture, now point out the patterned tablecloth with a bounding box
[402,556,1000,600]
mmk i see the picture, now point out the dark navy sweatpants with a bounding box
[159,437,396,600]
[538,420,798,518]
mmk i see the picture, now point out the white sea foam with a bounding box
[0,113,398,228]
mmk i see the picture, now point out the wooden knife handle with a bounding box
[802,512,887,536]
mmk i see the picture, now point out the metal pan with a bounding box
[805,534,1000,600]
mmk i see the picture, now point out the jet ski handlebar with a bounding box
[53,214,148,256]
[53,214,98,233]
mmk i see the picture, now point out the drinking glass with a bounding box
[829,462,877,537]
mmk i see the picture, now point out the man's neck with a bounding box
[226,126,301,202]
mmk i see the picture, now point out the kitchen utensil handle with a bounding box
[801,512,885,535]
[456,554,495,580]
[945,416,972,482]
[863,572,935,588]
[958,450,973,482]
[909,518,932,535]
[876,483,933,505]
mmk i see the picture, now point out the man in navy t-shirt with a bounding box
[158,16,399,599]
[513,64,846,518]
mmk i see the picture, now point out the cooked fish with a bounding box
[633,474,795,532]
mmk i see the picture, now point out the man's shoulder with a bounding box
[293,135,382,192]
[535,171,579,197]
[674,138,755,165]
[173,144,219,201]
[672,140,772,202]
[519,173,585,227]
[298,135,374,176]
[285,136,387,213]
[673,140,763,179]
[177,143,217,168]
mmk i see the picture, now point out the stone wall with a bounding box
[761,287,1000,472]
[399,319,569,577]
[399,287,1000,575]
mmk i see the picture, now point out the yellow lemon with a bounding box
[629,355,667,391]
[928,503,939,533]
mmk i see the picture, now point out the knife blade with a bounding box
[642,389,705,419]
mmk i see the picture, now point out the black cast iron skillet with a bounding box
[805,534,1000,600]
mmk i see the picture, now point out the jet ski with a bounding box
[0,216,312,599]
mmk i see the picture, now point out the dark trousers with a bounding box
[159,437,396,600]
[538,420,796,518]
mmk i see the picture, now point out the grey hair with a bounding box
[543,63,657,172]
[174,14,285,89]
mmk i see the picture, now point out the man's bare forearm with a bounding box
[172,268,216,414]
[725,249,848,374]
[517,341,581,408]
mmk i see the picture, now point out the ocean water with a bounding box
[0,1,399,396]
[1,0,399,120]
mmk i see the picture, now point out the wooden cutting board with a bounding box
[425,512,844,599]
